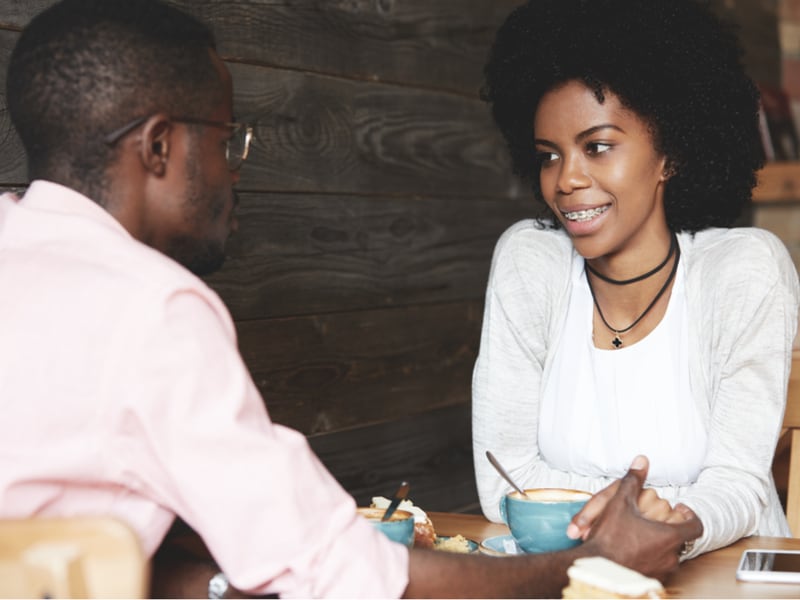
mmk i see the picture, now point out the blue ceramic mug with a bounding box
[357,507,415,548]
[500,488,591,553]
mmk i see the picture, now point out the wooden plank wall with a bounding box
[0,0,530,514]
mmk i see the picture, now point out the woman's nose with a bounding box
[556,154,590,194]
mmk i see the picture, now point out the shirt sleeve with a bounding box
[110,286,409,598]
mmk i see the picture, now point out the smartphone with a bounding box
[736,549,800,583]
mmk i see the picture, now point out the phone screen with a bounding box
[739,550,800,581]
[739,550,800,573]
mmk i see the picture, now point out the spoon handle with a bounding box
[381,481,410,521]
[486,451,530,498]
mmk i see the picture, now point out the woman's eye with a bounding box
[536,151,559,165]
[587,142,612,155]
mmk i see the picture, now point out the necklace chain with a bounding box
[585,233,676,285]
[586,234,680,349]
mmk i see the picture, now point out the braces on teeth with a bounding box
[564,206,609,221]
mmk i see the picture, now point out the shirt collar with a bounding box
[19,179,133,240]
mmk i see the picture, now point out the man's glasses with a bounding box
[104,115,253,171]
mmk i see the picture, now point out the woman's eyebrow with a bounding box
[534,124,626,148]
[575,124,625,141]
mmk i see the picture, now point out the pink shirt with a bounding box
[0,181,409,597]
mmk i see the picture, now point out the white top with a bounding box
[540,254,707,486]
[472,222,800,558]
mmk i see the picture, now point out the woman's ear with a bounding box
[660,159,677,182]
[138,114,172,176]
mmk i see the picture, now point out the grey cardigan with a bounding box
[472,222,800,558]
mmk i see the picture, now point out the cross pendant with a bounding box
[612,335,623,349]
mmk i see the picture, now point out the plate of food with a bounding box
[434,534,479,554]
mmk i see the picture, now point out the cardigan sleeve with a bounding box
[675,229,800,557]
[472,222,620,521]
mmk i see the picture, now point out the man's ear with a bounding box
[139,114,172,176]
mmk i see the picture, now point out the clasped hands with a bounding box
[569,455,704,581]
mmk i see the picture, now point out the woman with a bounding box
[472,0,800,558]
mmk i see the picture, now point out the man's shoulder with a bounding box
[57,216,211,297]
[5,183,225,312]
[100,239,229,320]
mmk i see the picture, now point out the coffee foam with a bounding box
[510,488,591,502]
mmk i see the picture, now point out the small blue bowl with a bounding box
[357,507,415,548]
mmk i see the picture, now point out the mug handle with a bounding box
[499,495,508,524]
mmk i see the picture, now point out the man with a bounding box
[0,0,701,597]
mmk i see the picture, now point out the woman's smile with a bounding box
[562,205,610,222]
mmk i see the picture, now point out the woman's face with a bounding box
[533,80,670,262]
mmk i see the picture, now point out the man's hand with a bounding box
[574,456,704,581]
[568,459,695,541]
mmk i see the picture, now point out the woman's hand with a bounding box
[638,489,696,525]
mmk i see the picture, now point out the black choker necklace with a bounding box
[586,233,677,285]
[586,240,681,349]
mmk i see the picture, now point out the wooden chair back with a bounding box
[783,350,800,536]
[0,516,149,598]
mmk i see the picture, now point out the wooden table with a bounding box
[430,511,800,598]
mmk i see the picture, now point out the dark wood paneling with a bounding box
[206,192,530,320]
[238,300,482,435]
[230,61,520,198]
[1,0,520,96]
[0,29,25,184]
[0,43,523,198]
[4,2,777,94]
[309,402,479,513]
[185,0,519,95]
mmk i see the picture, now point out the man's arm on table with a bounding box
[404,456,702,599]
[151,456,701,599]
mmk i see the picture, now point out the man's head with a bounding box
[8,0,243,275]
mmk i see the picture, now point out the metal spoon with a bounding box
[486,451,530,499]
[381,481,410,521]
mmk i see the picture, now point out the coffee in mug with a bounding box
[500,488,591,553]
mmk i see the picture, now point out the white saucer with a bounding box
[479,534,523,556]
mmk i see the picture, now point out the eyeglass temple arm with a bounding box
[104,116,149,146]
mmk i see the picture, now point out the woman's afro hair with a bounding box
[482,0,764,232]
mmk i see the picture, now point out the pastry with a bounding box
[434,534,473,554]
[562,557,665,599]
